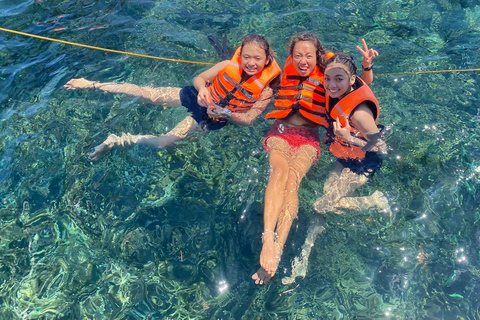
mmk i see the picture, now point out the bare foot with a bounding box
[253,241,283,285]
[64,78,95,90]
[88,143,113,161]
[371,190,392,216]
[259,233,278,275]
[252,267,273,285]
[313,197,333,214]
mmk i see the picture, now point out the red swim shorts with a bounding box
[263,120,321,163]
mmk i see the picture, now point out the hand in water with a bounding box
[207,105,231,119]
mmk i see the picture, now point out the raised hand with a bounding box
[356,38,379,69]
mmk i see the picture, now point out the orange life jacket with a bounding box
[326,77,380,160]
[266,56,329,128]
[208,47,281,112]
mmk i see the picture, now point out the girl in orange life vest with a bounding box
[252,34,378,285]
[63,35,281,161]
[313,52,391,216]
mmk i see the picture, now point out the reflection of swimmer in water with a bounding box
[313,52,391,216]
[252,34,377,285]
[64,35,281,161]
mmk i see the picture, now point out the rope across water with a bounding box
[1,27,480,75]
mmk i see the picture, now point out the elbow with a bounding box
[235,120,254,126]
[243,119,255,126]
[231,115,255,126]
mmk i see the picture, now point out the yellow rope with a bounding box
[0,27,215,66]
[1,27,479,75]
[378,68,480,77]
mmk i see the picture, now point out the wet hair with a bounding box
[240,34,276,67]
[288,32,326,72]
[325,52,357,76]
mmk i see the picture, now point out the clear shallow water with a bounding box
[1,0,480,319]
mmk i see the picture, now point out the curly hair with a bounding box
[288,33,326,72]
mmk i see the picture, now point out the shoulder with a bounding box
[214,60,230,70]
[351,102,375,120]
[198,60,230,79]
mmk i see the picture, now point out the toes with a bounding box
[266,262,276,274]
[252,273,263,285]
[269,265,277,274]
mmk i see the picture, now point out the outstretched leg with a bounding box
[313,163,368,214]
[335,190,392,215]
[282,215,325,285]
[258,138,290,276]
[65,78,182,106]
[253,143,317,285]
[88,116,199,161]
[274,145,317,266]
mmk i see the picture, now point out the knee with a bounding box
[269,165,289,185]
[285,171,301,193]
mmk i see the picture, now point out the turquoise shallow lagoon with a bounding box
[1,0,480,319]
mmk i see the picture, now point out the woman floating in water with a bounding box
[252,33,378,285]
[283,51,391,285]
[64,35,281,160]
[313,51,391,216]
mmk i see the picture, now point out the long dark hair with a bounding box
[240,34,276,67]
[288,33,326,72]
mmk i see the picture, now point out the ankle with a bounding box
[261,230,277,243]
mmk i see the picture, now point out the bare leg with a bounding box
[259,138,290,276]
[335,190,392,215]
[313,163,368,214]
[252,142,316,285]
[274,145,317,266]
[88,116,199,161]
[314,161,391,215]
[64,78,182,106]
[282,215,325,285]
[251,208,289,285]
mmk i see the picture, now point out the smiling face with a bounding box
[324,64,356,99]
[240,42,269,76]
[292,41,317,77]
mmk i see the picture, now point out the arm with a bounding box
[228,86,274,126]
[356,38,379,86]
[333,103,386,153]
[194,60,229,107]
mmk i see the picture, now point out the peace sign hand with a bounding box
[356,38,379,69]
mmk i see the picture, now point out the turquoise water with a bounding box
[1,0,480,319]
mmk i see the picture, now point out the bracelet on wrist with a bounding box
[346,136,355,144]
[363,62,373,71]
